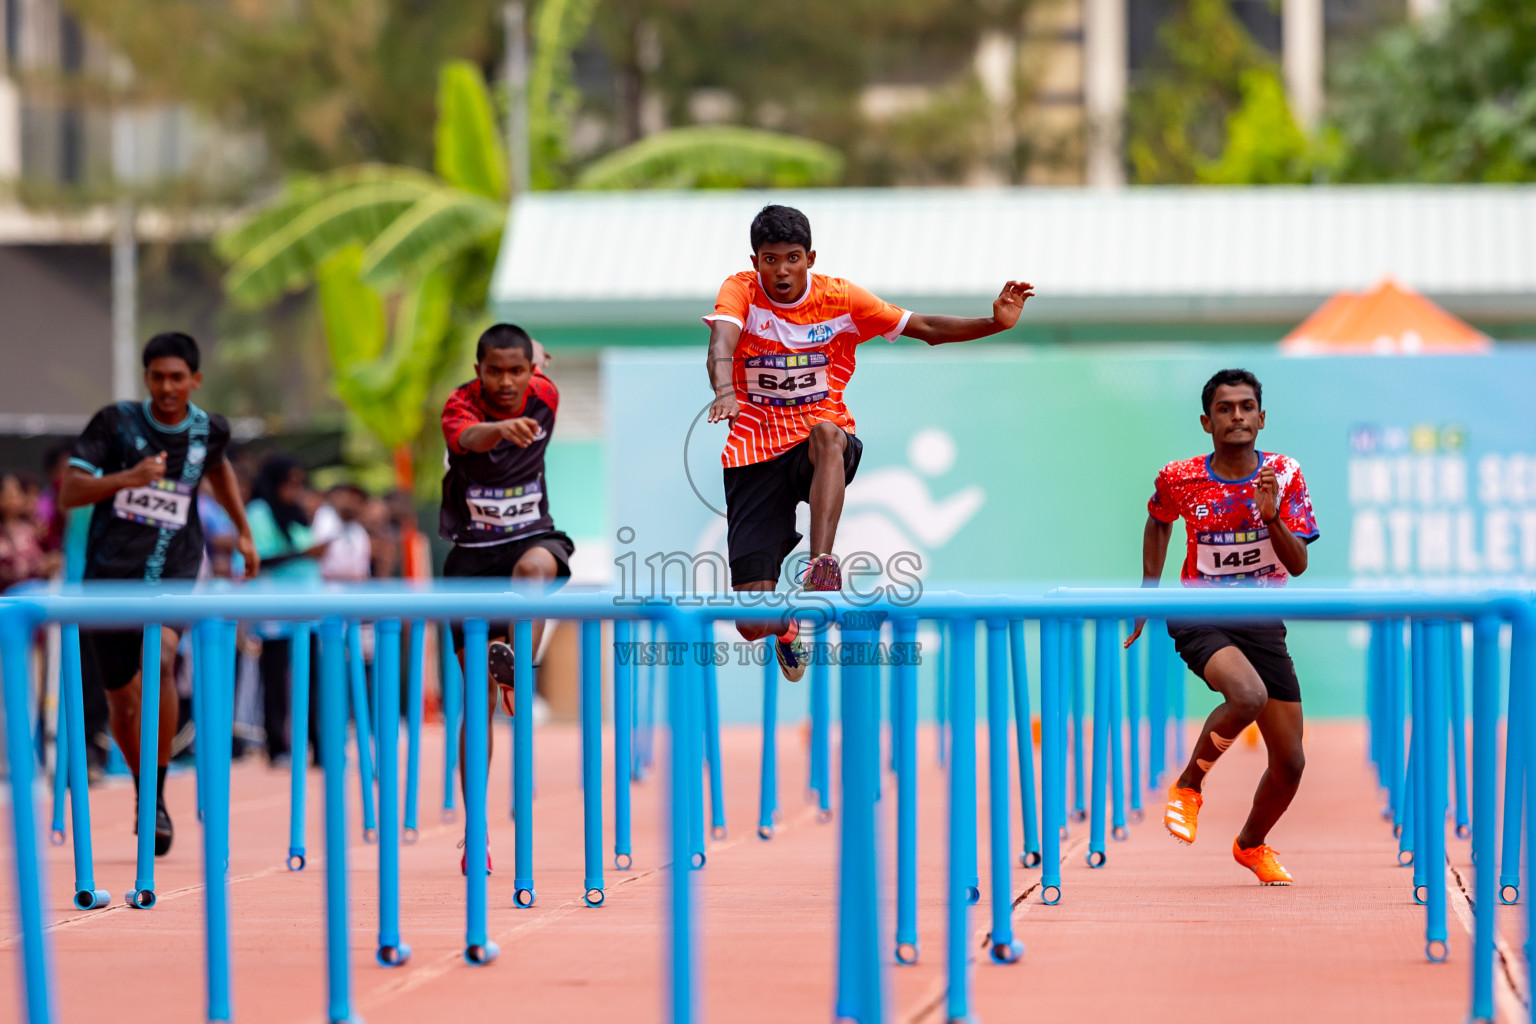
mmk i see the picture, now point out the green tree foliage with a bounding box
[575,126,842,189]
[1199,70,1325,184]
[1125,0,1278,184]
[60,0,502,172]
[1330,0,1536,182]
[217,62,507,491]
[582,0,1035,185]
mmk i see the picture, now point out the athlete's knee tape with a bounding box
[1195,731,1235,774]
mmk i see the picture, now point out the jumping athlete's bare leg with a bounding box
[106,627,180,773]
[1235,698,1305,849]
[1175,646,1268,793]
[733,579,782,642]
[805,420,847,558]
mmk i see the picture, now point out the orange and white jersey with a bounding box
[704,271,909,468]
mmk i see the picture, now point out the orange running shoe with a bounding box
[1164,786,1202,845]
[1233,840,1293,885]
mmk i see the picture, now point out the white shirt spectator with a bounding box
[311,504,372,582]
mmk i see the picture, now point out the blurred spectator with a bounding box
[0,471,58,591]
[246,455,328,765]
[35,445,71,557]
[198,477,243,579]
[362,494,402,578]
[312,483,373,583]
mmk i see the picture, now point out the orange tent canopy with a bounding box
[1280,278,1491,356]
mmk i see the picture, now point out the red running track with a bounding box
[0,721,1519,1023]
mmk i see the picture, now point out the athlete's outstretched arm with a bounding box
[205,456,260,579]
[705,319,742,425]
[1125,515,1173,648]
[901,282,1034,345]
[59,455,165,510]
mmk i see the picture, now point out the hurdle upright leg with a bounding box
[758,639,779,840]
[894,617,920,962]
[1470,615,1501,1021]
[1039,618,1063,904]
[0,606,57,1024]
[945,618,979,1021]
[127,622,163,909]
[1086,620,1111,868]
[580,619,605,906]
[288,623,311,871]
[1069,620,1086,823]
[346,621,377,843]
[1008,620,1041,867]
[462,618,497,962]
[703,643,726,840]
[61,624,107,909]
[513,619,538,907]
[318,618,358,1022]
[404,619,425,843]
[439,620,460,823]
[375,619,411,966]
[614,618,635,868]
[1448,621,1470,839]
[984,620,1022,964]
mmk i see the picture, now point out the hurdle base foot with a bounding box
[463,940,500,965]
[989,939,1024,964]
[377,942,412,968]
[74,888,110,910]
[895,941,919,965]
[126,887,156,909]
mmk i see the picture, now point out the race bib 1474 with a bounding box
[466,481,543,534]
[743,352,830,408]
[113,480,193,531]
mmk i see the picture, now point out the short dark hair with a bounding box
[1201,368,1263,415]
[476,323,533,363]
[750,205,812,253]
[142,332,200,372]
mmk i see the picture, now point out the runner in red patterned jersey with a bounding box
[439,323,574,875]
[1125,369,1319,886]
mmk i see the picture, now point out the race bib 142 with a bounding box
[1195,527,1280,583]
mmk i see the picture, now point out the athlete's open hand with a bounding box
[992,281,1034,330]
[126,452,167,487]
[708,393,741,427]
[1124,618,1146,649]
[236,530,260,580]
[531,338,551,373]
[1256,465,1280,523]
[499,417,543,447]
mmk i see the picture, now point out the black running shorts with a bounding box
[81,627,177,693]
[443,530,575,652]
[1166,620,1301,703]
[723,429,863,587]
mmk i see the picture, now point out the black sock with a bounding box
[156,766,167,805]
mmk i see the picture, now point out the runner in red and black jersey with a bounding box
[440,323,573,871]
[1125,368,1319,885]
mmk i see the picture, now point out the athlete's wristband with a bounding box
[1262,514,1279,525]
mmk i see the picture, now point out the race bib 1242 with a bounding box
[113,480,193,531]
[743,352,830,408]
[466,481,543,534]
